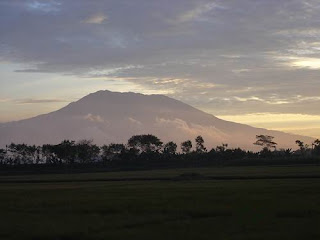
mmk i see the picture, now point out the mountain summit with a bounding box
[0,90,313,150]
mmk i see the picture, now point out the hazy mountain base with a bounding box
[0,90,314,150]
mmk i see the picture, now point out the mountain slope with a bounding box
[0,90,314,150]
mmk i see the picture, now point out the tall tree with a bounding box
[216,143,228,153]
[181,140,192,153]
[42,144,55,164]
[7,143,33,164]
[295,140,309,153]
[254,135,277,151]
[0,149,5,164]
[102,143,126,161]
[313,139,320,155]
[163,141,177,155]
[53,140,77,164]
[128,134,163,153]
[76,140,100,163]
[195,136,207,153]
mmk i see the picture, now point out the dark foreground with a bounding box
[1,166,320,240]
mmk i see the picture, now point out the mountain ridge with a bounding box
[0,90,314,150]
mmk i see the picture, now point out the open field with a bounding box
[1,165,320,239]
[1,164,320,182]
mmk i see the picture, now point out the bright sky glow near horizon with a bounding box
[0,0,320,139]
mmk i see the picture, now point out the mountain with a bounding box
[0,90,314,150]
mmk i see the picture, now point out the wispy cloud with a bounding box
[14,98,68,104]
[84,114,105,123]
[174,2,224,23]
[83,13,108,24]
[0,98,11,103]
[26,0,61,13]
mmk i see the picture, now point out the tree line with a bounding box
[0,134,319,166]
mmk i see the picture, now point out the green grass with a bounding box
[1,166,320,239]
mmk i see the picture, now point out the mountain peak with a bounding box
[68,90,196,114]
[80,89,164,101]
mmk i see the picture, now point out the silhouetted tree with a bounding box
[276,148,293,157]
[195,136,207,153]
[76,140,100,163]
[259,147,272,158]
[53,140,77,164]
[295,140,310,156]
[231,148,247,159]
[313,139,320,155]
[254,135,277,151]
[102,143,126,161]
[163,141,177,155]
[42,144,60,164]
[27,145,38,163]
[296,140,306,150]
[181,140,192,153]
[7,143,34,164]
[216,143,228,153]
[128,134,163,153]
[121,147,140,161]
[0,149,5,164]
[1,132,319,167]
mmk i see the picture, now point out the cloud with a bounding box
[84,114,105,123]
[155,117,229,142]
[87,65,144,77]
[174,2,224,23]
[128,117,142,125]
[233,96,291,105]
[83,13,108,24]
[291,57,320,69]
[0,98,11,103]
[26,0,61,13]
[1,0,320,117]
[218,113,320,124]
[14,69,52,73]
[14,98,68,104]
[217,113,320,139]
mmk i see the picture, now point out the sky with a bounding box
[0,0,320,139]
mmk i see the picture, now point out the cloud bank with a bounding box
[0,0,320,118]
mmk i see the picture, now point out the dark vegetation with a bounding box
[0,134,319,174]
[1,133,320,239]
[1,176,320,240]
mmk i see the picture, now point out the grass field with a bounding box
[1,164,320,182]
[1,165,320,239]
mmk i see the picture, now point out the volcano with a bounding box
[0,90,314,150]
